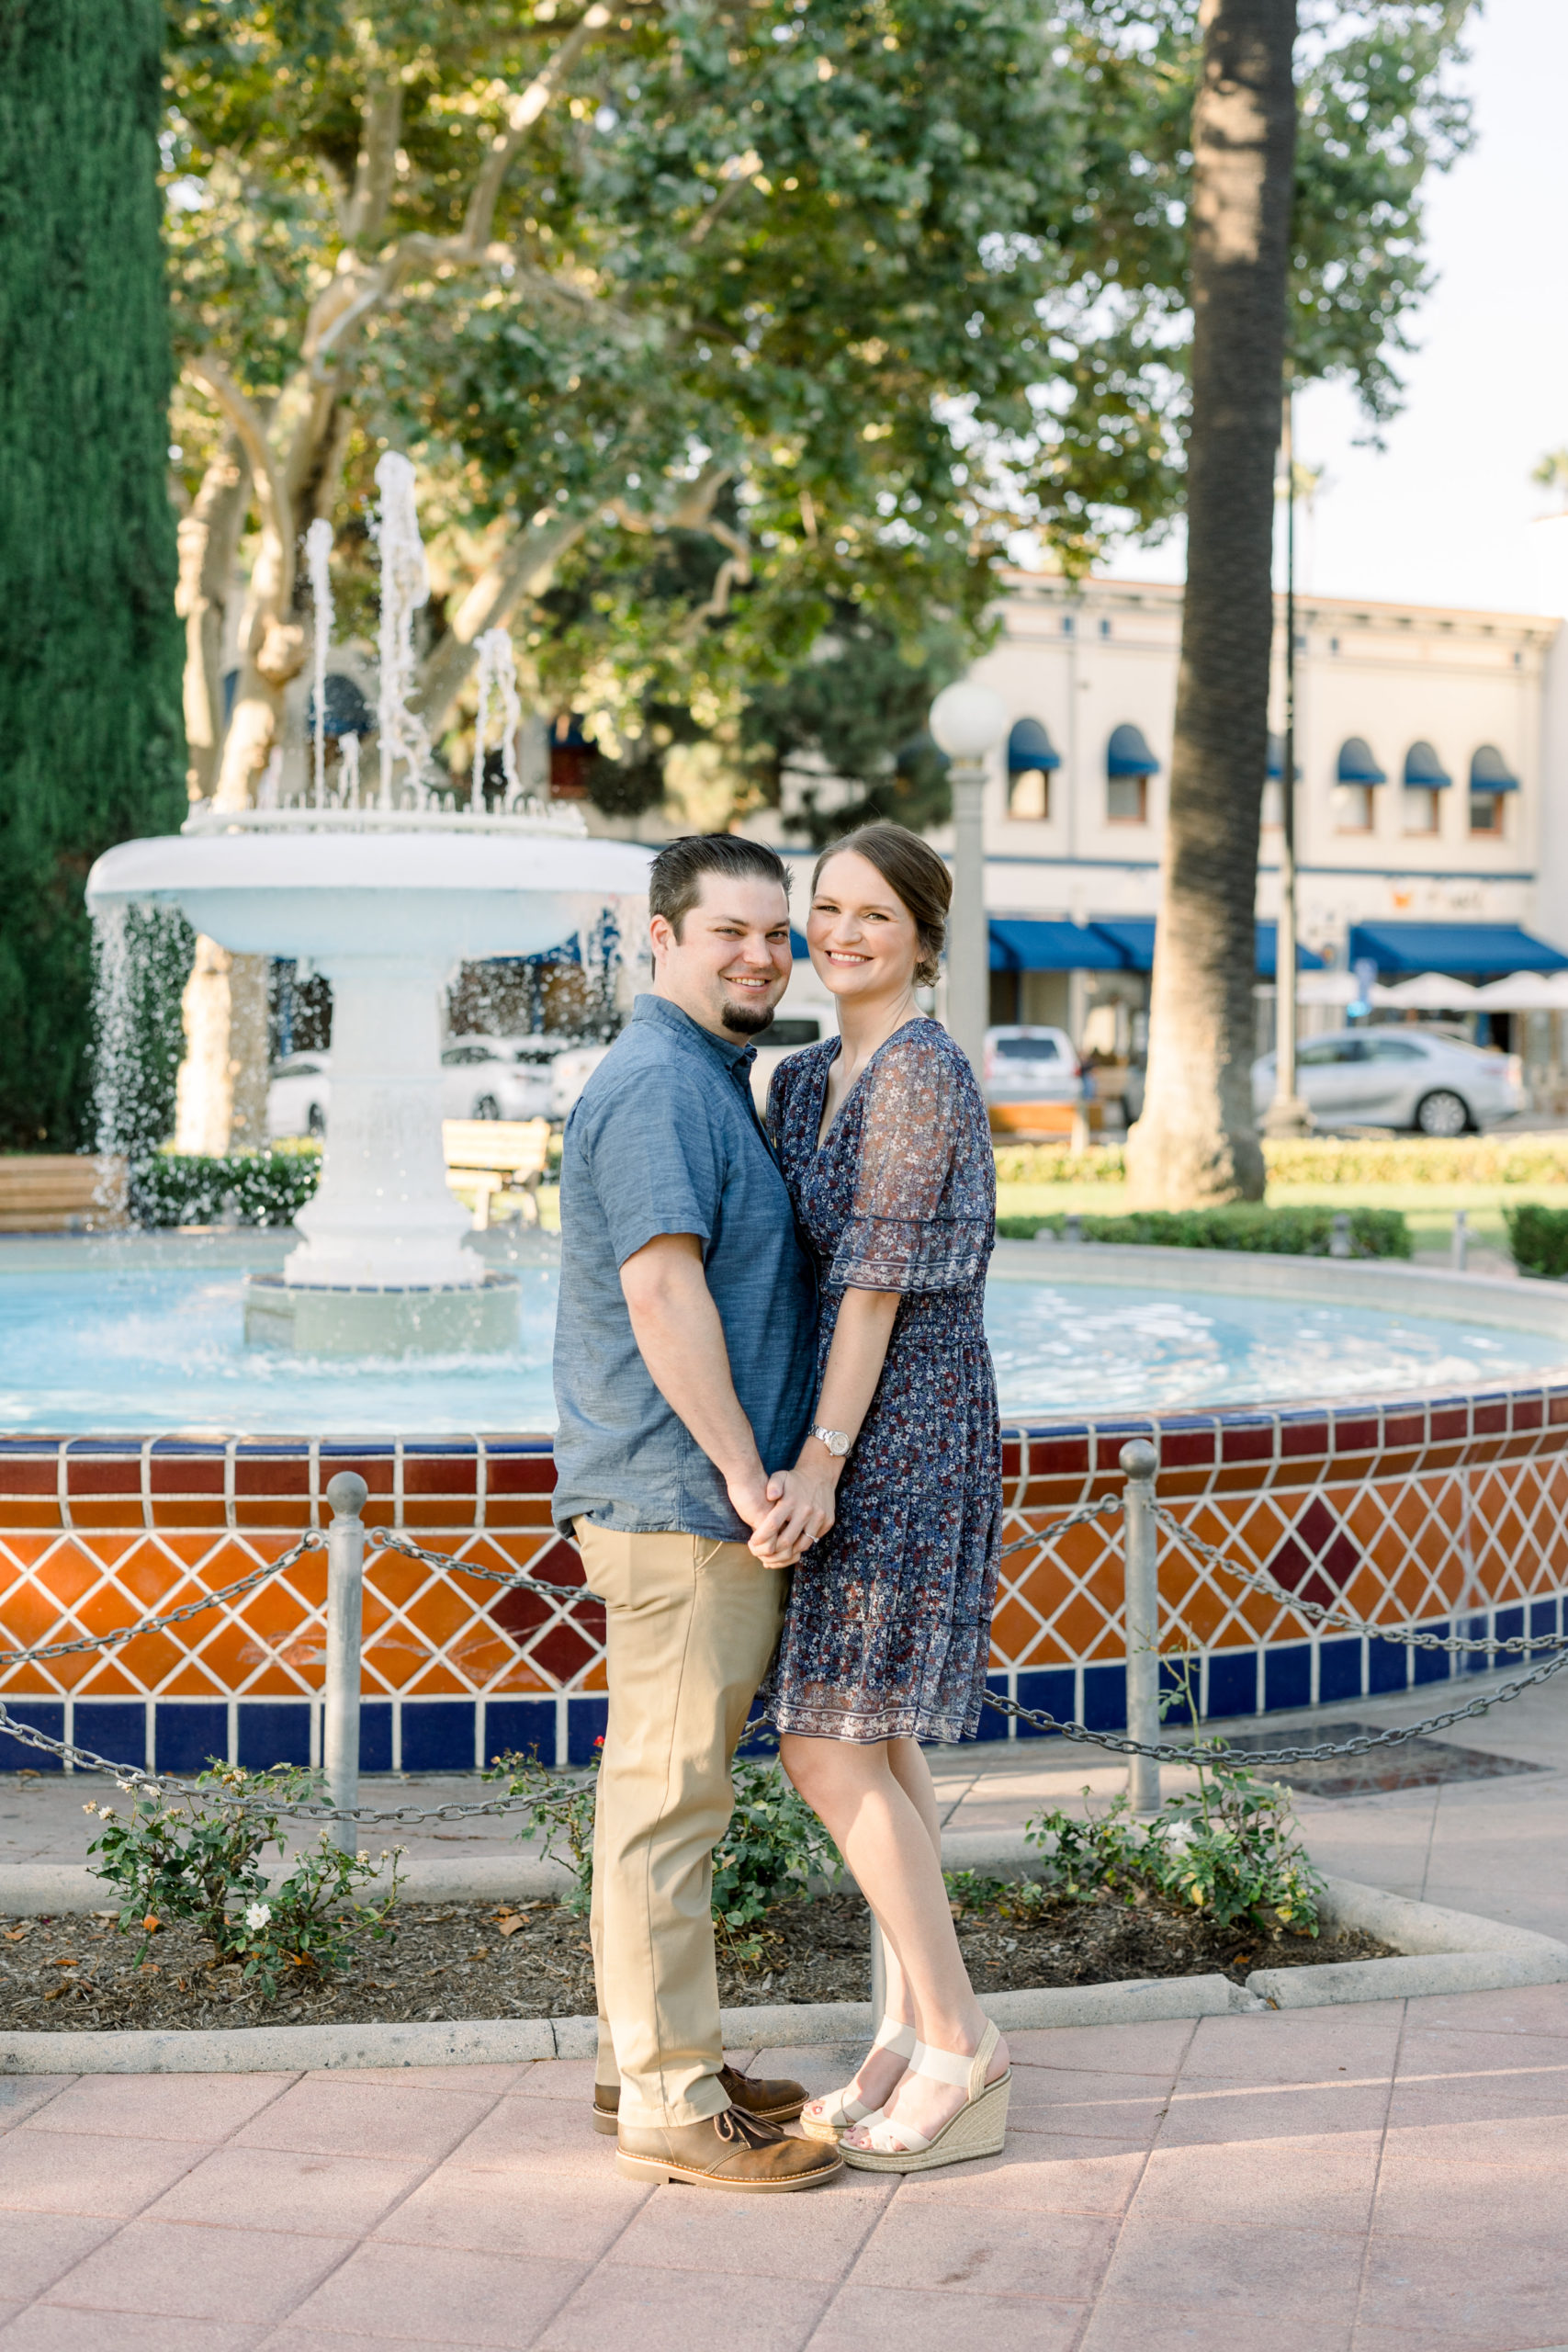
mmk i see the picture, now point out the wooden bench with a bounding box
[0,1155,129,1233]
[442,1119,551,1230]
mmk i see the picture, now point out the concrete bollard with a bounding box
[1451,1210,1469,1272]
[1329,1213,1353,1259]
[1120,1440,1161,1815]
[322,1472,368,1855]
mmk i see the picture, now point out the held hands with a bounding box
[746,1457,839,1568]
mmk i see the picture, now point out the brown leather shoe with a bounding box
[615,2103,841,2192]
[592,2062,806,2136]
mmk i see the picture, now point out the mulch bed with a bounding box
[0,1888,1394,2035]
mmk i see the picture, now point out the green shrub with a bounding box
[998,1204,1411,1257]
[1503,1202,1568,1280]
[484,1742,840,1962]
[130,1147,321,1228]
[84,1763,401,1999]
[1024,1759,1324,1935]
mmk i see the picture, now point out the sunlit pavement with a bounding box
[2,1671,1566,2350]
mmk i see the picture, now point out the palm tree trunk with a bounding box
[1124,0,1297,1207]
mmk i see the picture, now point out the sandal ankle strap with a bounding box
[871,2018,918,2059]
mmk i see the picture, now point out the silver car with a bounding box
[1251,1027,1524,1136]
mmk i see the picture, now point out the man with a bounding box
[552,833,840,2193]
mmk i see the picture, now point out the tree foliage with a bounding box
[0,0,185,1148]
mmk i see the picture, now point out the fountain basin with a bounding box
[4,1237,1566,1774]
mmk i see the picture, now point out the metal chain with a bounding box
[979,1635,1568,1762]
[1149,1501,1568,1658]
[0,1532,327,1669]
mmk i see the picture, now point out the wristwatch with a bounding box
[810,1424,852,1458]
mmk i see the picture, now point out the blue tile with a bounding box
[567,1696,609,1766]
[359,1702,392,1775]
[483,1698,557,1770]
[1493,1605,1525,1669]
[1318,1637,1363,1705]
[1015,1668,1074,1738]
[1461,1610,1494,1676]
[0,1701,64,1773]
[237,1702,311,1770]
[1529,1597,1561,1644]
[152,1702,230,1776]
[1264,1643,1311,1713]
[975,1672,1010,1742]
[1368,1634,1409,1694]
[1157,1657,1199,1727]
[735,1699,777,1760]
[400,1702,477,1773]
[1204,1650,1258,1722]
[1414,1625,1452,1686]
[73,1702,148,1776]
[1082,1662,1126,1732]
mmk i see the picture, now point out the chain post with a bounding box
[323,1473,368,1854]
[1120,1439,1161,1813]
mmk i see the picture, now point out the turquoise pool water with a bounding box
[3,1252,1564,1434]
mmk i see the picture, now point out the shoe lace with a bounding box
[714,2105,783,2151]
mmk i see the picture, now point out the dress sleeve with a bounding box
[829,1030,992,1293]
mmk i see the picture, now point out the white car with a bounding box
[982,1025,1086,1106]
[438,1037,555,1122]
[748,1015,829,1110]
[266,1052,332,1139]
[1252,1026,1524,1136]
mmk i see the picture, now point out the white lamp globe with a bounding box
[929,681,1010,760]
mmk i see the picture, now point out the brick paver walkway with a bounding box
[3,1669,1566,2349]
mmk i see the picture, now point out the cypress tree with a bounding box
[0,0,185,1148]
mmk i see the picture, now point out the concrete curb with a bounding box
[0,1855,574,1917]
[4,1850,1562,2073]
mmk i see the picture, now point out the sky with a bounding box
[1105,0,1568,617]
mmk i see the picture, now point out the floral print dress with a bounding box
[762,1018,1001,1743]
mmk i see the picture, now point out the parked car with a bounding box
[548,1043,614,1120]
[748,1015,829,1111]
[1251,1026,1524,1135]
[982,1026,1085,1106]
[439,1037,554,1122]
[266,1052,331,1140]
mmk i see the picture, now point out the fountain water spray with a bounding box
[470,628,524,812]
[304,516,334,810]
[374,452,433,810]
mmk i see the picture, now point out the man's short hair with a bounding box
[647,834,791,940]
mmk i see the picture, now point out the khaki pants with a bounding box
[575,1521,785,2130]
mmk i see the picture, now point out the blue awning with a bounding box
[1266,732,1301,782]
[1107,723,1159,777]
[1403,741,1452,787]
[1008,718,1061,774]
[1089,917,1322,975]
[994,917,1323,977]
[989,920,1128,974]
[1348,921,1568,977]
[1337,736,1387,785]
[790,926,809,960]
[1471,744,1520,793]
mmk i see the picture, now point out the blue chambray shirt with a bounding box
[551,993,818,1540]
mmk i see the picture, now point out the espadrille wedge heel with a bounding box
[798,2018,918,2144]
[839,2018,1010,2175]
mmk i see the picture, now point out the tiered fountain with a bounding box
[86,455,650,1354]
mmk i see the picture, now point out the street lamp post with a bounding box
[1264,387,1312,1139]
[930,682,1009,1085]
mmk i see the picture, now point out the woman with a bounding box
[754,821,1008,2175]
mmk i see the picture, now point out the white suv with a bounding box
[983,1026,1085,1106]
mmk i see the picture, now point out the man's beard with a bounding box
[719,997,777,1036]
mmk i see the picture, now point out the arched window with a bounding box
[1333,736,1385,834]
[1006,718,1060,821]
[1469,744,1518,836]
[1401,741,1450,837]
[1106,724,1158,825]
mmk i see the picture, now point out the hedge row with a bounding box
[993,1136,1568,1189]
[130,1148,321,1228]
[998,1205,1413,1259]
[1503,1204,1568,1281]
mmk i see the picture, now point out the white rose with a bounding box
[243,1901,272,1932]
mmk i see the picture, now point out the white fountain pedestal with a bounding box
[85,821,653,1360]
[243,953,517,1356]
